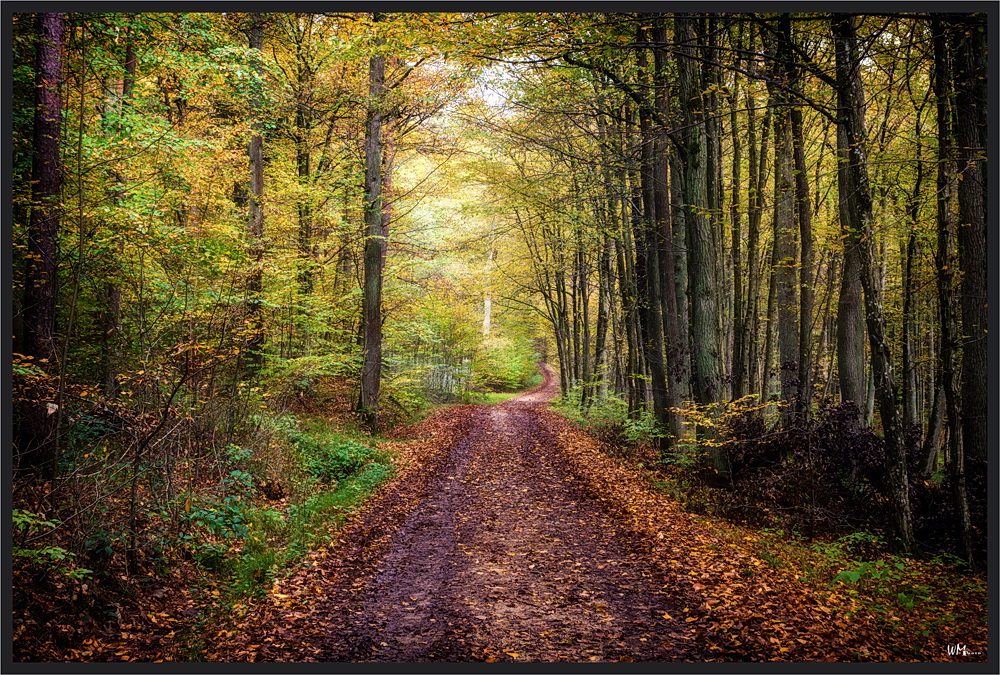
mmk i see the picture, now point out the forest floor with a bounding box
[197,365,988,664]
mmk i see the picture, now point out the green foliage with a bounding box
[296,436,384,484]
[461,390,518,404]
[12,510,93,580]
[183,495,252,542]
[555,391,662,446]
[260,352,358,403]
[765,530,938,614]
[228,461,394,598]
[811,531,885,561]
[170,415,395,599]
[831,558,933,611]
[472,337,537,392]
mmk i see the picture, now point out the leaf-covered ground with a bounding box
[14,366,985,663]
[200,366,987,663]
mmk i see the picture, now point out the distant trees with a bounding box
[10,10,481,586]
[18,12,65,477]
[472,11,986,559]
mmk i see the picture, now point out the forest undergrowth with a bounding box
[11,374,989,663]
[556,394,988,661]
[12,376,415,662]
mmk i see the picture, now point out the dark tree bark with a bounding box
[100,27,137,399]
[835,158,867,413]
[951,16,988,465]
[739,85,769,400]
[294,14,315,298]
[932,18,975,565]
[729,63,745,404]
[768,21,799,423]
[653,18,685,445]
[359,19,386,430]
[676,16,727,477]
[668,153,691,409]
[789,103,814,419]
[19,12,65,477]
[23,13,64,371]
[901,128,924,434]
[834,15,913,553]
[635,25,670,443]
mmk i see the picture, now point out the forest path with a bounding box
[211,366,911,663]
[303,363,703,662]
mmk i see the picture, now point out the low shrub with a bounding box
[661,399,986,562]
[296,438,384,483]
[555,390,662,448]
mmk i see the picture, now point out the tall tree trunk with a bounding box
[19,12,65,477]
[835,141,866,414]
[636,26,669,441]
[359,20,386,430]
[668,154,692,409]
[741,89,769,400]
[790,109,814,419]
[834,15,913,553]
[100,31,136,399]
[703,16,728,400]
[951,17,988,466]
[244,14,266,374]
[932,18,975,565]
[653,17,684,445]
[676,16,727,478]
[768,26,799,423]
[295,17,315,299]
[482,247,494,337]
[592,235,610,398]
[901,133,924,433]
[728,49,745,404]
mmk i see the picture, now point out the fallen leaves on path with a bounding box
[40,366,984,663]
[545,411,988,662]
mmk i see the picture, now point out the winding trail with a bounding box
[305,364,703,662]
[210,364,976,663]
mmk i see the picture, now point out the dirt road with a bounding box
[213,365,978,663]
[218,365,704,662]
[295,364,702,662]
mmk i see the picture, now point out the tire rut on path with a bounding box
[310,367,706,662]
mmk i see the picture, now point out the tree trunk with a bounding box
[676,16,726,477]
[741,89,769,400]
[834,15,913,553]
[635,27,669,440]
[932,18,975,565]
[728,48,745,404]
[244,14,266,374]
[835,141,867,415]
[767,31,799,423]
[790,108,814,419]
[482,247,494,337]
[901,138,924,433]
[295,23,315,299]
[359,21,386,430]
[19,12,65,477]
[100,31,136,399]
[668,153,691,409]
[653,18,684,445]
[951,17,988,465]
